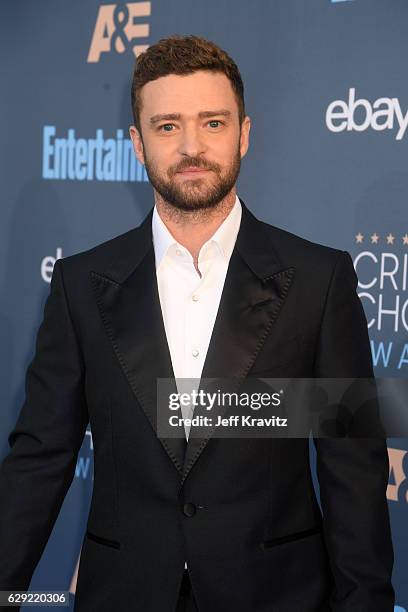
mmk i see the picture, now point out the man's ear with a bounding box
[129,125,145,165]
[240,115,251,159]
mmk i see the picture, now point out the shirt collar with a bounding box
[152,195,242,270]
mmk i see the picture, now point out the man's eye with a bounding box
[158,121,223,132]
[159,124,175,132]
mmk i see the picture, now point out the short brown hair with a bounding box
[131,34,246,132]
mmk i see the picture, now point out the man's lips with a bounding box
[177,167,210,174]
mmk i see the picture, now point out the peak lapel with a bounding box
[90,209,186,476]
[89,199,296,486]
[182,199,295,484]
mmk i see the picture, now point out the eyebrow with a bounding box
[149,109,232,125]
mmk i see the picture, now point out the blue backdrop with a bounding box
[1,1,407,609]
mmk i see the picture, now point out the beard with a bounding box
[142,142,242,212]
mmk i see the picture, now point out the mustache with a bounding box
[170,159,220,174]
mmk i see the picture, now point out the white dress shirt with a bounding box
[152,195,242,569]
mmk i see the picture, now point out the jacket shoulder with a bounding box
[256,215,346,270]
[56,223,144,277]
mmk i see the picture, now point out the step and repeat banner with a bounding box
[1,1,407,609]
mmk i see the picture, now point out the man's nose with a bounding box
[178,124,207,158]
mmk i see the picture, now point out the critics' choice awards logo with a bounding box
[326,88,408,140]
[75,428,94,482]
[353,231,408,370]
[88,2,151,63]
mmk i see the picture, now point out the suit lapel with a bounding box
[90,199,295,484]
[90,210,187,475]
[182,200,295,483]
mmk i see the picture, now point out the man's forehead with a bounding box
[140,72,237,119]
[145,70,230,87]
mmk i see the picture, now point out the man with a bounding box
[0,35,394,611]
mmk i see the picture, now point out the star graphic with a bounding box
[355,232,364,244]
[403,234,408,245]
[386,233,395,245]
[370,233,379,244]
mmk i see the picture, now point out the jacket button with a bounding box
[183,502,197,517]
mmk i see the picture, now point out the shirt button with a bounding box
[192,349,199,358]
[176,249,182,256]
[192,294,199,302]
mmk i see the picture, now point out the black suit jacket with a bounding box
[0,198,394,611]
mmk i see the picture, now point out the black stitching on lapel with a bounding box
[90,271,184,474]
[243,267,296,379]
[251,297,275,310]
[183,267,296,482]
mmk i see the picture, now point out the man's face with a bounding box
[129,70,250,212]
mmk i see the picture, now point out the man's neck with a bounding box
[154,190,236,264]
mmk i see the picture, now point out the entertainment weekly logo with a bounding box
[41,126,148,182]
[87,1,151,63]
[326,88,408,140]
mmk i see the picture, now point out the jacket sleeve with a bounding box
[0,258,89,592]
[312,250,395,611]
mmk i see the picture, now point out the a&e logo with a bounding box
[387,448,408,504]
[88,2,151,63]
